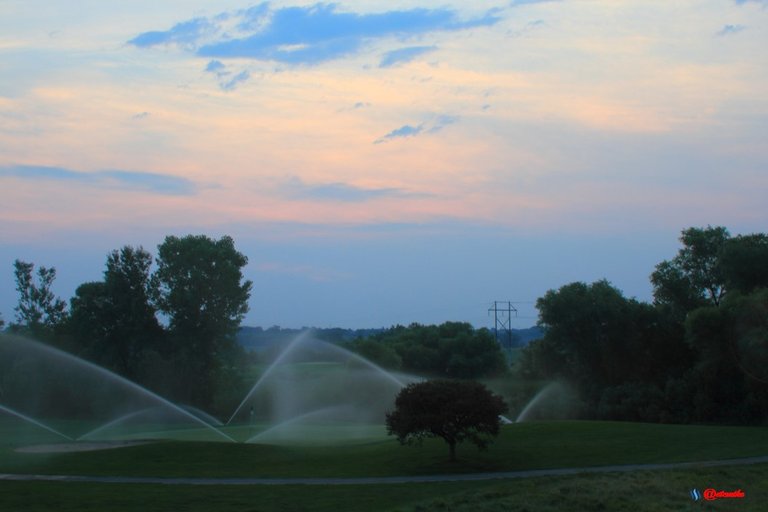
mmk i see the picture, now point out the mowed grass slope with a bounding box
[2,421,767,512]
[1,464,766,512]
[2,421,768,478]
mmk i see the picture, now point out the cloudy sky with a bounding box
[1,0,766,329]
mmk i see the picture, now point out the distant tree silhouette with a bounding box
[12,259,66,336]
[69,246,163,380]
[359,322,508,378]
[152,234,252,410]
[651,226,730,317]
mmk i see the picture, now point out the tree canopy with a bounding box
[7,225,766,426]
[152,234,252,410]
[11,259,67,336]
[386,379,508,461]
[12,235,253,415]
[527,280,689,397]
[69,246,163,379]
[651,226,733,316]
[720,233,768,294]
[353,322,508,378]
[519,225,768,424]
[153,235,251,338]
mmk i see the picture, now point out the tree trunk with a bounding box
[448,440,456,461]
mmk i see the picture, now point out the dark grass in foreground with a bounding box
[1,464,765,512]
[2,421,768,478]
[399,463,768,512]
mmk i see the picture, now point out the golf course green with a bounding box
[2,420,766,511]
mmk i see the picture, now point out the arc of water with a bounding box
[179,405,224,426]
[0,403,73,441]
[515,382,561,423]
[245,405,357,444]
[227,330,313,425]
[2,336,236,443]
[318,342,408,388]
[77,407,157,441]
[227,331,411,425]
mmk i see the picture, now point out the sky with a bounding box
[1,0,766,329]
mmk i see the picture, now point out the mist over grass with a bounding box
[2,422,768,511]
[3,421,768,478]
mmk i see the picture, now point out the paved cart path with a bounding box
[2,455,768,486]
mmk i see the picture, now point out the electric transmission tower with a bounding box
[488,301,517,351]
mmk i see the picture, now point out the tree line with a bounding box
[346,321,509,379]
[518,226,768,424]
[6,225,765,425]
[6,235,252,416]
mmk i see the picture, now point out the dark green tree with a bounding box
[651,226,730,317]
[670,288,768,423]
[152,235,252,410]
[69,246,163,380]
[69,281,109,349]
[726,289,768,386]
[348,338,403,370]
[363,322,507,378]
[442,325,508,378]
[720,233,768,294]
[527,280,690,408]
[386,379,508,461]
[12,259,67,336]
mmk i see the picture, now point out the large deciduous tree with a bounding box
[720,233,768,294]
[69,246,163,379]
[672,288,768,423]
[524,280,690,410]
[152,234,252,409]
[651,226,730,317]
[359,322,508,378]
[386,379,508,461]
[12,259,67,336]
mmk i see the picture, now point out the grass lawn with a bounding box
[0,464,765,512]
[2,420,767,478]
[1,420,767,511]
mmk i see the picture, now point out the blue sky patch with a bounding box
[129,17,212,48]
[379,46,436,68]
[281,176,413,202]
[510,0,560,6]
[221,70,251,90]
[375,124,424,143]
[0,165,197,196]
[129,3,501,66]
[716,24,746,36]
[376,115,459,143]
[205,60,226,73]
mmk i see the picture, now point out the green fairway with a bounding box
[2,421,767,511]
[2,421,768,478]
[1,464,765,512]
